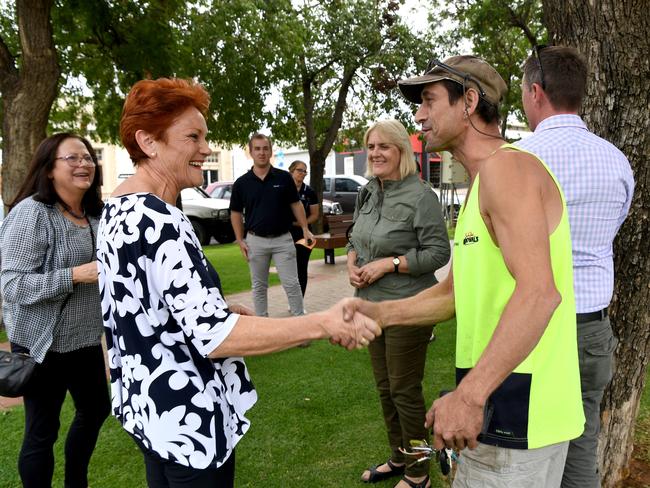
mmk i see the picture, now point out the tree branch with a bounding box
[321,65,357,154]
[301,55,317,154]
[506,4,539,47]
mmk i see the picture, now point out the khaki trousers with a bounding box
[368,324,433,477]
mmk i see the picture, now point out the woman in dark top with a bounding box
[0,133,110,488]
[288,160,319,298]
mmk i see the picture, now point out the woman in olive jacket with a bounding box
[348,120,450,488]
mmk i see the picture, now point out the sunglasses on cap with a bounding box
[424,58,489,101]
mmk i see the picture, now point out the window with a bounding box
[93,148,104,163]
[205,152,220,164]
[323,178,331,192]
[335,178,359,192]
[202,169,219,186]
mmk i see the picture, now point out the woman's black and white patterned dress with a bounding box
[97,193,257,469]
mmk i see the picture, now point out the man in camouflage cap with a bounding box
[343,55,584,487]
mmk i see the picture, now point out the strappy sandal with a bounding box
[400,474,430,488]
[361,459,405,483]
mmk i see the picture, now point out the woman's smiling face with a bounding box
[155,106,212,191]
[366,130,401,182]
[49,137,96,198]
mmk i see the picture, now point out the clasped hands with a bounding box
[348,258,392,288]
[323,297,383,350]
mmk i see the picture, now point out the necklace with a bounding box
[60,204,86,220]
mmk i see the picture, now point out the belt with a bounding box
[576,308,608,323]
[247,230,285,238]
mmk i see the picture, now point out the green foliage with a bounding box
[268,0,427,149]
[429,0,546,132]
[49,0,191,142]
[1,0,428,155]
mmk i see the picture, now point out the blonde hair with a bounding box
[363,119,417,180]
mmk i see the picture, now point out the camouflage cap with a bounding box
[398,55,508,106]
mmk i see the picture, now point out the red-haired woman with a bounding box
[0,133,110,488]
[96,78,381,488]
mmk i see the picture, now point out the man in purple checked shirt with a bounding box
[517,45,634,488]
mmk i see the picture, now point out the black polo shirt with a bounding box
[290,183,318,241]
[230,167,299,236]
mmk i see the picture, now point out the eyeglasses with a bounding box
[532,44,547,89]
[56,154,96,167]
[293,168,308,174]
[425,58,488,100]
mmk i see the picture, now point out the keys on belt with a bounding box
[576,308,608,323]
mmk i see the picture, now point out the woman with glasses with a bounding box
[0,133,110,488]
[348,120,450,488]
[288,160,319,302]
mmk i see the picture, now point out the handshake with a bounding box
[318,298,384,350]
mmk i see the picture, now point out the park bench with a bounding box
[314,214,354,264]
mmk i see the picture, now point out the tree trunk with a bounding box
[308,148,326,234]
[543,2,650,486]
[0,0,60,206]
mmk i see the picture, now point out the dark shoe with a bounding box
[361,459,405,483]
[400,475,430,488]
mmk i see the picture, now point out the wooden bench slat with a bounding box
[313,214,353,264]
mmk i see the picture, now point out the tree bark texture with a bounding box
[543,1,650,486]
[1,0,60,206]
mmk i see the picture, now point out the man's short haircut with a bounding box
[248,133,272,152]
[441,80,500,125]
[523,46,588,111]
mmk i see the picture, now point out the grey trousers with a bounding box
[453,441,569,487]
[561,317,616,488]
[245,232,304,317]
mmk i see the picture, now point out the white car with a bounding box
[181,187,234,245]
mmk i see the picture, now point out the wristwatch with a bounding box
[392,256,400,273]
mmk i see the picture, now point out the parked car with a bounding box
[206,180,233,200]
[206,180,343,215]
[321,174,369,213]
[322,199,343,215]
[181,187,235,245]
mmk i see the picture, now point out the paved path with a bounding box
[0,250,451,409]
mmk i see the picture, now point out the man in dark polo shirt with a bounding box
[230,133,314,317]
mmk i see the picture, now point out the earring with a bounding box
[151,152,157,158]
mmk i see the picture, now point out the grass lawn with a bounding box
[202,243,347,296]
[2,240,646,486]
[0,321,457,488]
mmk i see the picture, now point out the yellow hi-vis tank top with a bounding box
[453,144,584,449]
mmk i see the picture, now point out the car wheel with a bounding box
[215,227,236,244]
[191,219,210,245]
